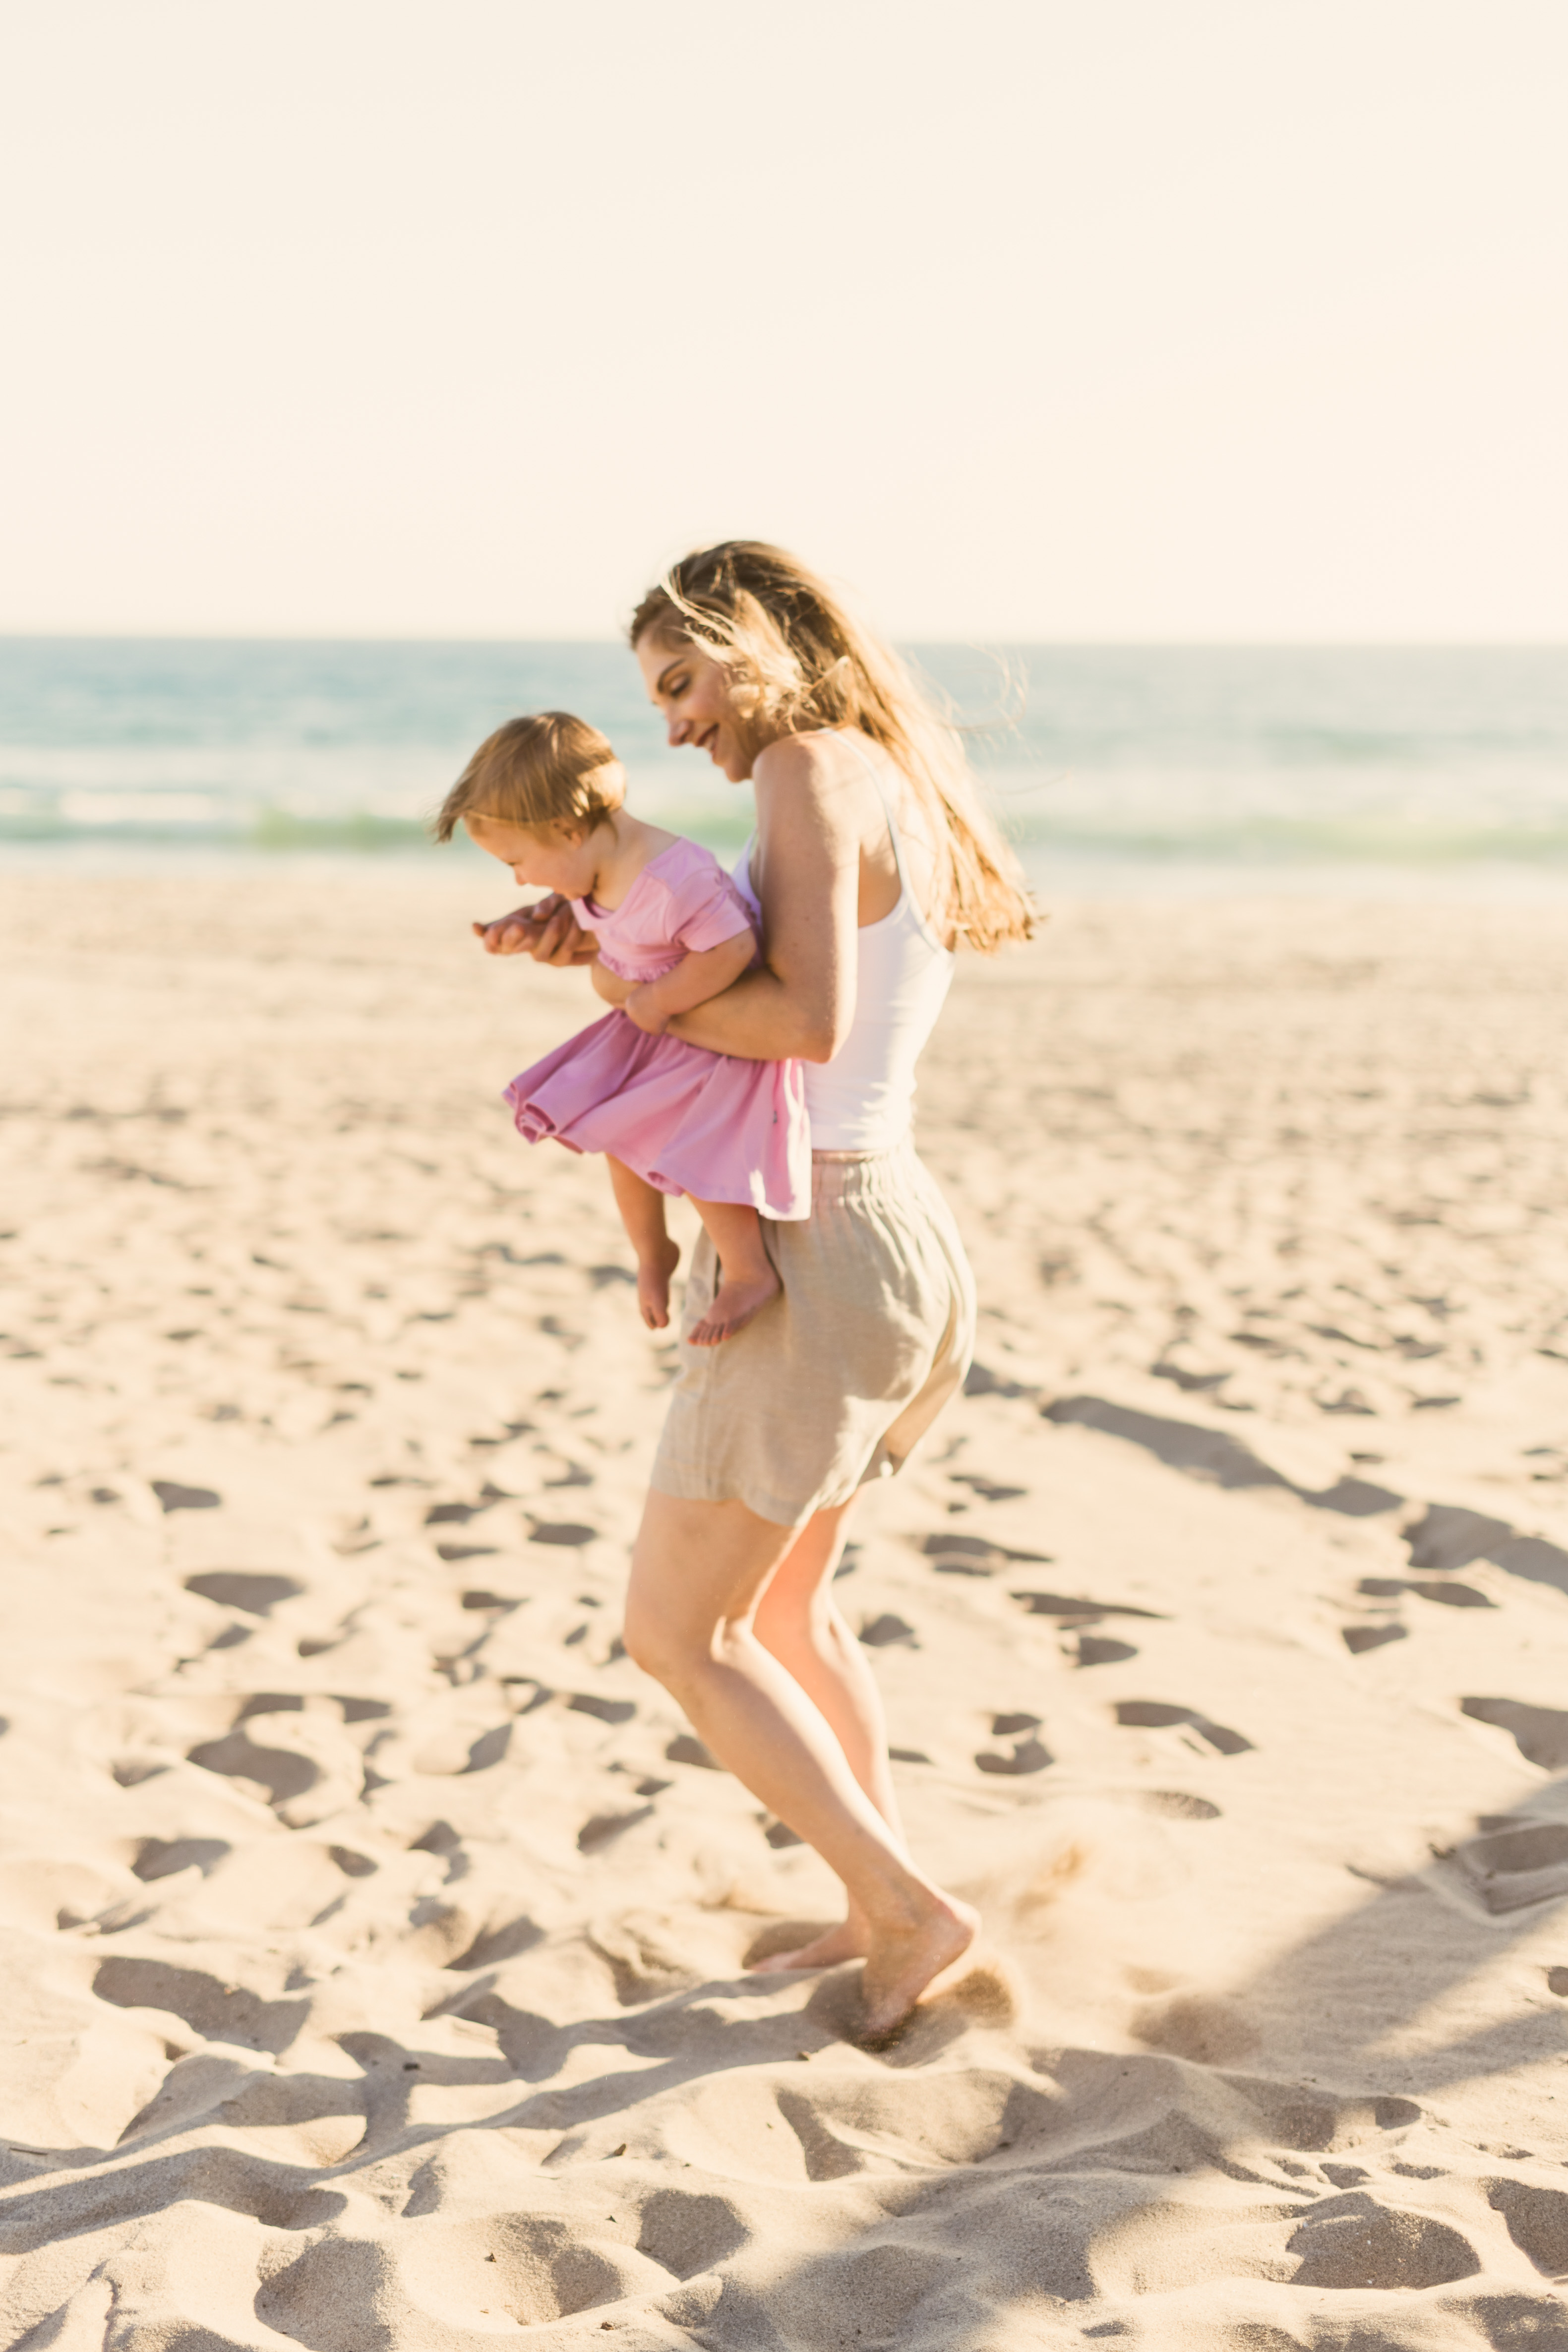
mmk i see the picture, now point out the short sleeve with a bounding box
[663,854,757,956]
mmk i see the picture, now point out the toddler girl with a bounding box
[435,711,808,1345]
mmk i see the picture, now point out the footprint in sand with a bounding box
[1453,1822,1568,1914]
[1069,1634,1140,1667]
[1358,1574,1495,1610]
[186,1702,365,1824]
[566,1693,636,1725]
[859,1613,918,1649]
[1487,2180,1568,2276]
[466,1417,535,1448]
[962,1361,1036,1399]
[152,1480,222,1512]
[1461,1698,1568,1770]
[921,1534,1051,1576]
[132,1836,230,1882]
[1114,1701,1254,1755]
[461,1724,513,1773]
[1012,1588,1165,1626]
[665,1735,720,1769]
[975,1712,1052,1776]
[92,1957,309,2051]
[1286,2193,1479,2290]
[947,1472,1029,1503]
[1342,1623,1409,1654]
[577,1804,655,1853]
[184,1571,303,1616]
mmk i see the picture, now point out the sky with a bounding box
[1,0,1564,642]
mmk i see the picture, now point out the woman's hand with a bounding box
[472,896,598,965]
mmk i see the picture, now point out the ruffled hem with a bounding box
[505,1010,811,1221]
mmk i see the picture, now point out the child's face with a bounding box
[464,813,600,898]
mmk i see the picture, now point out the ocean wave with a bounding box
[5,798,1568,870]
[3,639,1566,876]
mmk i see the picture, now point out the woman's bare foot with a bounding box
[750,1911,871,1975]
[636,1237,682,1330]
[857,1894,980,2047]
[689,1264,780,1346]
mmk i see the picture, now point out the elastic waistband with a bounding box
[809,1138,920,1206]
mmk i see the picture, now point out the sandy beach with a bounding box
[3,868,1568,2351]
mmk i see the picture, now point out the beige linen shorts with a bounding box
[650,1143,976,1528]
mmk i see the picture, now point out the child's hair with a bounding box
[630,542,1035,952]
[432,711,624,843]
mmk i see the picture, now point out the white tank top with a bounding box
[732,733,955,1151]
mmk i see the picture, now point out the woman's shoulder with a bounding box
[752,726,873,787]
[751,730,883,843]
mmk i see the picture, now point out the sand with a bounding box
[2,869,1568,2351]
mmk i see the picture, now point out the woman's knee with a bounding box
[754,1586,842,1663]
[622,1597,727,1693]
[621,1600,683,1686]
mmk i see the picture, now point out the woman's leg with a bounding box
[685,1198,781,1346]
[606,1157,682,1329]
[623,1488,976,2040]
[748,1498,905,1971]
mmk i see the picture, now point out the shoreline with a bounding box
[10,842,1568,905]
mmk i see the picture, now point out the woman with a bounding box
[482,543,1033,2040]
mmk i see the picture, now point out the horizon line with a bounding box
[1,631,1565,653]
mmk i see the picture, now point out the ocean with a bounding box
[2,638,1566,895]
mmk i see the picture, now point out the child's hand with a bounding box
[472,898,596,965]
[625,984,671,1035]
[615,931,755,1035]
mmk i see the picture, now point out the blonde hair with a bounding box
[630,542,1034,951]
[432,711,623,843]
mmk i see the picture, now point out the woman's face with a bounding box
[636,632,759,783]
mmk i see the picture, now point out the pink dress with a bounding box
[504,836,810,1219]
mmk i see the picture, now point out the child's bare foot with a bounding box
[689,1264,781,1346]
[750,1912,870,1974]
[636,1237,682,1329]
[857,1894,980,2048]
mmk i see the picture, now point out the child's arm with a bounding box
[624,931,756,1036]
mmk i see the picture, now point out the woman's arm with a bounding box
[657,737,862,1064]
[624,929,757,1035]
